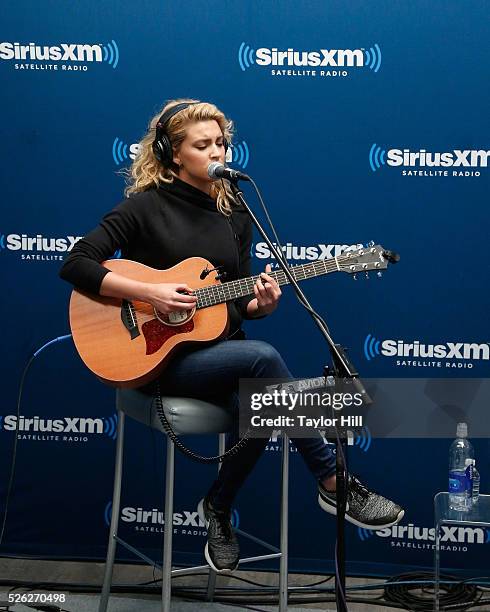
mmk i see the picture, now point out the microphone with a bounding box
[208,162,250,182]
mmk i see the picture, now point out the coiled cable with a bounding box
[154,381,252,464]
[384,572,481,610]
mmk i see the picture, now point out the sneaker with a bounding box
[197,496,240,573]
[318,474,405,529]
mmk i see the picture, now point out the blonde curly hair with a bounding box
[123,99,235,215]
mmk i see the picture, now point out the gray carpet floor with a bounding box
[0,558,408,611]
[1,596,338,612]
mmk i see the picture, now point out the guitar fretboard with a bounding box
[194,256,347,309]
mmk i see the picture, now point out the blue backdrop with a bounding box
[1,0,489,577]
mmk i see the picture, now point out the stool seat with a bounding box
[117,388,233,435]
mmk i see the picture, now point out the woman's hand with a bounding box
[247,264,282,317]
[146,283,197,314]
[100,272,197,314]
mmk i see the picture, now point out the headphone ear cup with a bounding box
[159,133,173,166]
[152,133,173,166]
[152,139,163,163]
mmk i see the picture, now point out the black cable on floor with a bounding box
[384,572,482,611]
[172,570,335,590]
[1,570,334,592]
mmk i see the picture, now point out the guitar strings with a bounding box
[126,252,381,314]
[193,254,378,305]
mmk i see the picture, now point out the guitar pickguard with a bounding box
[141,318,194,355]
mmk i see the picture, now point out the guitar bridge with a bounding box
[121,299,140,340]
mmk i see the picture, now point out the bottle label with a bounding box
[449,470,471,494]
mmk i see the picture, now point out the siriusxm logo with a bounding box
[0,233,82,252]
[364,334,489,370]
[104,502,240,530]
[254,242,362,261]
[112,137,250,169]
[358,523,490,545]
[350,426,372,452]
[238,42,381,73]
[112,138,141,166]
[1,414,117,439]
[268,427,372,453]
[321,428,371,452]
[227,141,250,168]
[369,144,489,176]
[364,335,490,362]
[0,40,119,71]
[0,232,82,262]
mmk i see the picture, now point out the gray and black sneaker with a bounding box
[197,496,239,573]
[318,474,405,529]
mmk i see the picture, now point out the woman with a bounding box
[60,99,404,573]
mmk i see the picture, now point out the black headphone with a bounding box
[152,102,229,166]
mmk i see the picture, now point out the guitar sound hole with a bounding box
[154,306,196,327]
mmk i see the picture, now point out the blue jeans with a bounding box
[157,339,336,510]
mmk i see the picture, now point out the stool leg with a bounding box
[279,433,289,612]
[99,410,125,612]
[206,433,226,601]
[161,437,175,612]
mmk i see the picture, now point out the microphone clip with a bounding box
[200,265,227,281]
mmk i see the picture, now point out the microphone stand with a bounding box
[229,180,372,612]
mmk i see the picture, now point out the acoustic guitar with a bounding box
[69,244,393,388]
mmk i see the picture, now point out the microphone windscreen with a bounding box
[207,162,225,179]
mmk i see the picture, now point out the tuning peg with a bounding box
[377,271,383,278]
[352,274,357,281]
[368,240,374,247]
[365,272,370,279]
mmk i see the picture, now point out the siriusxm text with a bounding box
[255,242,361,260]
[388,149,489,168]
[121,507,205,527]
[2,415,104,434]
[377,523,487,545]
[256,48,364,67]
[0,42,103,62]
[4,234,82,252]
[381,340,489,361]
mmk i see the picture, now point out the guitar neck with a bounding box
[194,256,345,309]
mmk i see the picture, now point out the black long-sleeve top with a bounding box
[59,178,256,336]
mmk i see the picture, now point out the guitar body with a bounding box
[68,244,391,389]
[69,257,228,388]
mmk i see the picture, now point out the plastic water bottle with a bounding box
[448,423,474,511]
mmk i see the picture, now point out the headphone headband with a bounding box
[155,102,198,131]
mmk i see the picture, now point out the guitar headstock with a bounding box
[338,243,399,278]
